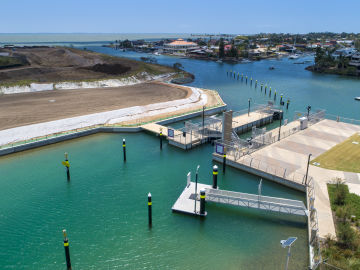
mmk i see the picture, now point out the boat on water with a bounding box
[216,59,223,63]
[289,54,299,59]
[354,97,360,101]
[242,59,252,63]
[269,66,275,70]
[153,51,161,56]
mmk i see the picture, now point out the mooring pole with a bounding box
[212,165,218,189]
[63,152,70,181]
[200,189,206,215]
[286,99,290,110]
[159,129,163,150]
[63,229,72,270]
[274,91,277,101]
[148,193,152,227]
[123,138,126,162]
[248,98,251,116]
[269,87,272,97]
[304,153,312,186]
[255,80,257,88]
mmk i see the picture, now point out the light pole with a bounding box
[194,165,200,214]
[202,106,205,135]
[304,153,312,186]
[278,111,283,141]
[280,237,297,270]
[307,105,312,119]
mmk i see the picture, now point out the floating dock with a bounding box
[172,181,307,217]
[172,182,209,216]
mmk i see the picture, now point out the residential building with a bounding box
[163,39,198,55]
[349,52,360,75]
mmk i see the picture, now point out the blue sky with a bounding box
[1,0,359,34]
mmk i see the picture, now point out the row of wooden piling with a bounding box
[226,70,291,110]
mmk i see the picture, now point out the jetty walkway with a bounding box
[143,105,280,150]
[172,182,307,216]
[211,111,360,268]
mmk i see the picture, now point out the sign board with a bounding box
[168,128,174,138]
[187,172,191,188]
[215,143,224,155]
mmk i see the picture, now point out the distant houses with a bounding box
[349,52,360,75]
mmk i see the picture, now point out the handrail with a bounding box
[0,103,225,150]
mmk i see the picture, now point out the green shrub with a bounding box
[337,223,357,250]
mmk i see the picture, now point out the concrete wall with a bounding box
[0,105,226,157]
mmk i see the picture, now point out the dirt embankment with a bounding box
[0,47,175,86]
[0,82,190,130]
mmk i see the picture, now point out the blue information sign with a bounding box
[168,128,174,138]
[215,143,224,155]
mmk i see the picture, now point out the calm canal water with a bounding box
[0,133,307,269]
[1,43,360,269]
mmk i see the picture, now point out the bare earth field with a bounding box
[0,82,189,130]
[0,46,174,85]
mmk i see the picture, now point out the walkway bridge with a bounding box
[205,188,307,216]
[172,182,307,217]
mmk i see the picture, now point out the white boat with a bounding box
[153,51,161,56]
[289,54,299,59]
[242,59,252,63]
[216,59,223,63]
[354,97,360,101]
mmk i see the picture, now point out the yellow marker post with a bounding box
[62,152,70,181]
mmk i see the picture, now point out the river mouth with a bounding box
[0,132,308,269]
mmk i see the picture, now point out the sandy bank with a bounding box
[0,84,221,146]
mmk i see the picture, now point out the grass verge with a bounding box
[312,134,360,173]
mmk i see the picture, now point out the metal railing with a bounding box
[0,103,226,151]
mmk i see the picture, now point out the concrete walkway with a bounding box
[247,119,360,238]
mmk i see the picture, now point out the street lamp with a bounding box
[194,165,200,214]
[304,153,312,186]
[307,105,312,119]
[280,237,297,270]
[278,111,283,141]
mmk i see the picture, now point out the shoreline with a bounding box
[0,83,225,147]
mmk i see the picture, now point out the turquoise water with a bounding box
[2,37,360,269]
[0,133,307,269]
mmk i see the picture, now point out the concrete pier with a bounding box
[166,109,275,150]
[212,119,360,239]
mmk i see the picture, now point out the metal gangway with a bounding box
[205,188,307,216]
